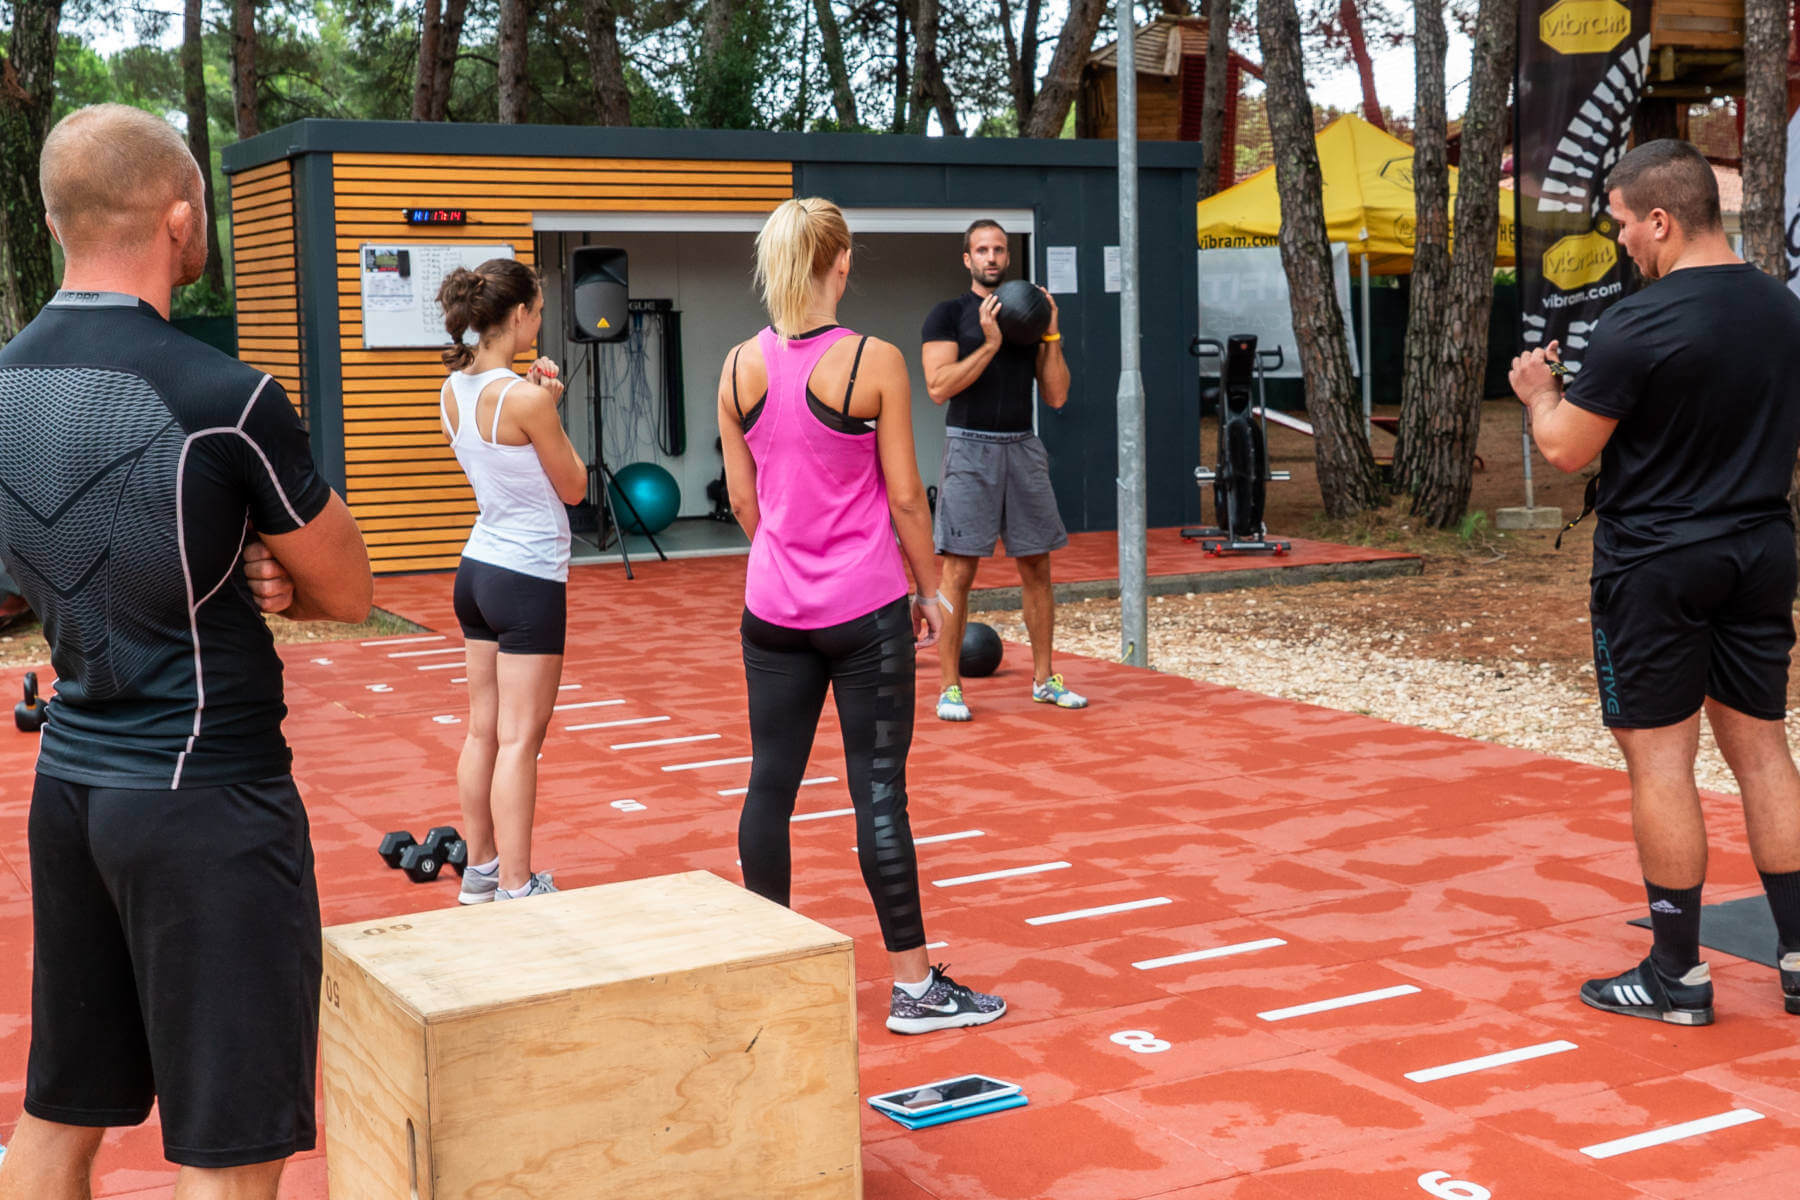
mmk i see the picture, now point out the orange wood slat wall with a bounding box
[230,161,305,422]
[332,153,792,574]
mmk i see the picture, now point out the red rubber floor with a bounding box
[1,544,1795,1199]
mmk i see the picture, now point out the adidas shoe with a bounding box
[936,685,972,722]
[1031,674,1088,709]
[886,964,1007,1035]
[493,871,558,900]
[1579,956,1714,1026]
[1780,946,1799,1015]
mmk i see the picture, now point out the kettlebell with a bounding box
[15,671,48,733]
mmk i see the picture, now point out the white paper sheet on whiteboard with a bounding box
[359,243,516,349]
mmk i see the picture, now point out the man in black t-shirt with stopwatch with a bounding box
[1510,138,1800,1028]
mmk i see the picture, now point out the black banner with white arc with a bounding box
[1515,0,1654,376]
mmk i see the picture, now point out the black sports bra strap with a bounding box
[842,335,871,417]
[731,345,744,420]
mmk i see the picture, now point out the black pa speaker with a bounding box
[567,246,628,343]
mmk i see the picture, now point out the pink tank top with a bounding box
[742,326,909,629]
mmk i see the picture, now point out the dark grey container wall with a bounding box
[227,121,1204,535]
[795,156,1202,534]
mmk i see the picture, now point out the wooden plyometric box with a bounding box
[320,871,860,1199]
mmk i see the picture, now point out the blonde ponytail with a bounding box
[754,198,851,340]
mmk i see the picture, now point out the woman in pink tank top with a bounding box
[716,198,1006,1034]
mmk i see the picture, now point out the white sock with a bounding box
[498,881,533,899]
[470,856,499,876]
[896,970,935,999]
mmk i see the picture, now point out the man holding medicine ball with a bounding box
[921,219,1084,722]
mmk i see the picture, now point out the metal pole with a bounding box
[1116,2,1147,669]
[1359,253,1372,441]
[1521,408,1535,509]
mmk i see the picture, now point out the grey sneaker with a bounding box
[1031,674,1088,709]
[936,685,972,722]
[458,863,499,905]
[493,871,558,900]
[1780,946,1799,1015]
[886,964,1006,1034]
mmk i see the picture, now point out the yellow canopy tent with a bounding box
[1196,115,1516,432]
[1195,114,1517,273]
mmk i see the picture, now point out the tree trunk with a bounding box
[413,0,443,121]
[1391,0,1449,499]
[428,0,469,120]
[1338,0,1384,130]
[0,0,62,340]
[1742,0,1786,276]
[498,0,530,124]
[182,0,229,303]
[998,0,1043,134]
[1257,0,1382,517]
[908,0,961,135]
[231,0,260,139]
[1020,0,1104,138]
[1163,0,1194,12]
[1401,0,1517,527]
[814,0,859,128]
[1198,0,1233,198]
[584,0,632,125]
[892,0,910,133]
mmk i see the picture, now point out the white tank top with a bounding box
[441,367,571,582]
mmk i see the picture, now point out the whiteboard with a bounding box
[359,243,516,349]
[1196,245,1358,379]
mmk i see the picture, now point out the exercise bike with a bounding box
[1180,334,1291,556]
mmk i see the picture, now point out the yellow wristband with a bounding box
[1041,332,1062,343]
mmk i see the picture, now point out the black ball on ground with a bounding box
[993,279,1052,345]
[959,621,1005,678]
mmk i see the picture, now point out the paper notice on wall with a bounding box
[1103,246,1121,293]
[360,243,516,348]
[1044,246,1079,294]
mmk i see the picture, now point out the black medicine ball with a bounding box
[993,279,1053,345]
[959,622,1004,678]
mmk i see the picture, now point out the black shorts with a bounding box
[453,556,567,655]
[25,773,321,1167]
[1590,521,1798,729]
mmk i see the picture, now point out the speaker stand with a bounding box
[585,343,669,579]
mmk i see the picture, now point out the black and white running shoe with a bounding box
[1579,956,1714,1026]
[886,964,1007,1035]
[1780,946,1799,1016]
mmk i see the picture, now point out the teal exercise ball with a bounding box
[608,462,680,535]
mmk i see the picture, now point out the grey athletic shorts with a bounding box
[933,429,1069,558]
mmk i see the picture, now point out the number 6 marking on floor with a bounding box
[1109,1030,1171,1054]
[1417,1171,1490,1200]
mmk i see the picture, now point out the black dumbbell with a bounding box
[443,838,468,877]
[14,671,47,733]
[378,831,417,869]
[398,840,446,883]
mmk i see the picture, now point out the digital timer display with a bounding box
[403,208,468,225]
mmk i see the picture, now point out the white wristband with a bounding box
[916,591,954,615]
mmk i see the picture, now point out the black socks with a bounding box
[1644,880,1704,976]
[1759,869,1800,951]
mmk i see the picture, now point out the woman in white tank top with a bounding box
[436,259,587,902]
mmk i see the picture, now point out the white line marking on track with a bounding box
[662,756,754,773]
[1027,897,1172,925]
[559,684,581,691]
[568,715,670,732]
[718,775,836,798]
[1580,1108,1764,1159]
[419,661,464,671]
[1133,938,1287,971]
[792,807,854,822]
[389,647,464,658]
[933,861,1070,888]
[925,941,948,950]
[1257,984,1422,1022]
[1406,1040,1579,1083]
[611,733,720,751]
[555,699,626,711]
[362,634,445,647]
[451,677,467,684]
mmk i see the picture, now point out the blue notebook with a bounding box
[878,1091,1029,1130]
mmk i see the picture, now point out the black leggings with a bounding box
[739,596,926,952]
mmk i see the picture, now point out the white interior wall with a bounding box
[537,229,1025,516]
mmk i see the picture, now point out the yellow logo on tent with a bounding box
[1543,231,1618,290]
[597,317,611,329]
[1539,0,1632,55]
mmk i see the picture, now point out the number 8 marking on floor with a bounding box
[1109,1030,1171,1054]
[1417,1171,1490,1199]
